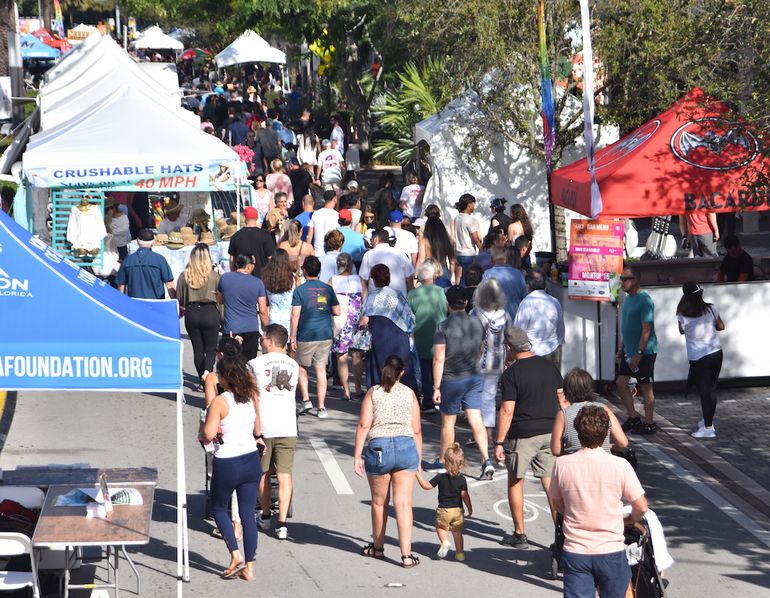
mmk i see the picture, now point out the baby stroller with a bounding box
[625,518,669,597]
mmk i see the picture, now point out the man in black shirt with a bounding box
[718,234,754,282]
[287,158,312,218]
[227,206,276,278]
[494,327,563,549]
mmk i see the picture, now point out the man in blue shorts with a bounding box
[428,285,495,479]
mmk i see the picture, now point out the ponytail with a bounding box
[380,354,405,393]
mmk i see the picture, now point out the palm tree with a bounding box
[372,58,454,165]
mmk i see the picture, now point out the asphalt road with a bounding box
[2,338,769,597]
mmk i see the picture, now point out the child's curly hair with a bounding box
[443,443,466,477]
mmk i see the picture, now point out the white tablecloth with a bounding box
[128,241,230,283]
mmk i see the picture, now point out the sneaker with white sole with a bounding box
[480,459,495,480]
[297,401,313,415]
[698,419,716,432]
[424,458,446,473]
[257,515,271,531]
[276,526,288,540]
[692,426,716,439]
[317,407,328,419]
[437,540,451,559]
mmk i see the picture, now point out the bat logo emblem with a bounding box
[670,118,759,171]
[593,120,661,171]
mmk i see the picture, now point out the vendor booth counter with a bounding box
[554,271,770,384]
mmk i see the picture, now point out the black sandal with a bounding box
[361,543,385,559]
[401,554,420,568]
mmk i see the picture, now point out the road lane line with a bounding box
[309,437,354,495]
[638,439,770,549]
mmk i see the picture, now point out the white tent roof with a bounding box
[133,25,184,51]
[71,23,99,34]
[23,85,238,185]
[43,30,101,84]
[39,36,189,130]
[215,30,286,67]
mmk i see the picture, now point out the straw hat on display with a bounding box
[220,224,237,240]
[191,208,211,230]
[155,233,169,245]
[166,231,184,248]
[200,231,216,245]
[180,226,197,246]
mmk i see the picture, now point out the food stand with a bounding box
[550,88,770,383]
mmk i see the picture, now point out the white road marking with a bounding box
[493,495,550,523]
[309,437,354,495]
[638,439,770,549]
[677,401,692,406]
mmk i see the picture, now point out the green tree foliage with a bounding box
[372,58,455,164]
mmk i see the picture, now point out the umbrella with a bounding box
[180,48,211,61]
[550,88,770,218]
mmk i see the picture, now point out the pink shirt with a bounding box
[548,447,644,554]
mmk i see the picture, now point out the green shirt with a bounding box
[621,291,657,357]
[408,284,448,358]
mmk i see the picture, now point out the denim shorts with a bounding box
[561,550,631,598]
[364,436,419,476]
[440,375,483,415]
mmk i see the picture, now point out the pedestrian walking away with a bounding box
[676,281,725,439]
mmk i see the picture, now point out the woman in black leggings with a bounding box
[676,282,725,439]
[177,244,221,386]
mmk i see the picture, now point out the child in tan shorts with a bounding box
[417,443,473,561]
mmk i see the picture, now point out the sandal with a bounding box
[401,554,420,568]
[222,562,246,578]
[361,543,385,559]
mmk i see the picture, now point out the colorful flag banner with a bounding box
[52,0,64,37]
[538,0,556,170]
[579,0,603,218]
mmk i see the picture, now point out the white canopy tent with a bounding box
[43,30,102,83]
[39,37,188,129]
[132,25,184,51]
[23,84,240,189]
[414,88,618,252]
[215,29,286,67]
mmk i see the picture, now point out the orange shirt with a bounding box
[687,211,712,236]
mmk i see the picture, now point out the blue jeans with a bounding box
[561,550,631,598]
[456,255,475,286]
[440,375,483,414]
[212,451,262,561]
[364,436,419,476]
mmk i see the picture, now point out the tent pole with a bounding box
[176,388,190,594]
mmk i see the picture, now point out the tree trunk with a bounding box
[41,0,53,35]
[0,0,15,77]
[340,17,371,150]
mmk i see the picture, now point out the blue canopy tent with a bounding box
[0,209,190,584]
[20,34,61,60]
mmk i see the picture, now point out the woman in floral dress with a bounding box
[330,252,366,399]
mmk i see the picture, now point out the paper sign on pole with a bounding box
[568,219,624,301]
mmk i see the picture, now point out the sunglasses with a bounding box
[364,216,375,221]
[255,178,264,182]
[619,275,635,281]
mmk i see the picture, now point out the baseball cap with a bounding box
[445,285,467,308]
[243,206,259,220]
[413,217,427,228]
[389,210,404,223]
[506,327,531,351]
[338,209,353,222]
[682,281,702,295]
[491,197,507,209]
[346,180,359,190]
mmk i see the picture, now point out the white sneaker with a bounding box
[317,407,328,419]
[691,426,716,439]
[276,526,288,540]
[698,419,716,432]
[437,540,451,559]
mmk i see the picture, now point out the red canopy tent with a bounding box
[32,27,70,52]
[550,88,770,218]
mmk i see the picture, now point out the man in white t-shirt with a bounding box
[359,229,416,293]
[315,139,345,189]
[384,210,418,264]
[399,172,425,218]
[249,324,299,541]
[307,191,339,256]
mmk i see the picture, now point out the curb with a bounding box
[0,391,17,455]
[606,397,770,528]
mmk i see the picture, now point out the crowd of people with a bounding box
[95,71,736,595]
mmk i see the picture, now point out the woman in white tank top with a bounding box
[203,355,265,581]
